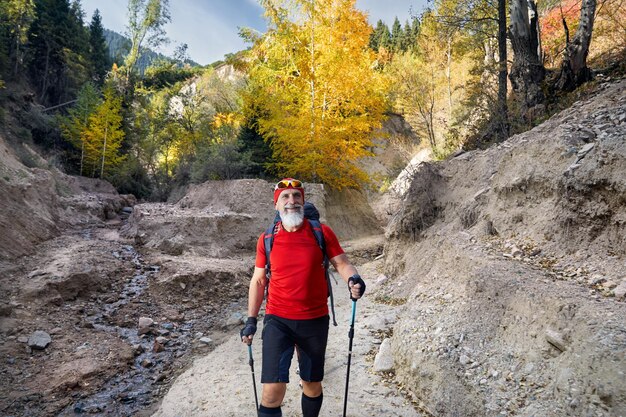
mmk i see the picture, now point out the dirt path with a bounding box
[152,255,422,417]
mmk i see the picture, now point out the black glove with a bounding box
[240,317,257,340]
[348,275,366,300]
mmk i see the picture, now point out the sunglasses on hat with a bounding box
[274,179,302,190]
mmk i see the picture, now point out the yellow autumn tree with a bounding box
[81,86,126,178]
[387,8,476,157]
[245,0,388,189]
[59,82,101,176]
[387,12,447,151]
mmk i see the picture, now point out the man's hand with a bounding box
[348,275,366,300]
[240,317,257,345]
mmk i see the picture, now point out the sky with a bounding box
[80,0,428,65]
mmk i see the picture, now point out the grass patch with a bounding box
[373,294,407,306]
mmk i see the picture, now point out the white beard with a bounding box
[280,205,304,229]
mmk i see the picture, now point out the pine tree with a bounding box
[369,19,386,51]
[1,0,36,78]
[0,3,10,80]
[401,20,412,52]
[378,24,392,51]
[28,0,91,105]
[89,9,110,83]
[391,17,403,52]
[410,17,420,53]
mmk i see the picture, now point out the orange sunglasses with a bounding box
[274,179,302,190]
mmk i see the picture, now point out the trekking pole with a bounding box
[247,344,259,410]
[342,299,357,417]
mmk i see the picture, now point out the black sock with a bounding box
[258,404,282,417]
[301,392,323,417]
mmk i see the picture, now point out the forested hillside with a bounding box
[0,0,624,198]
[102,29,200,76]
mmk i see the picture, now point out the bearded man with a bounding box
[241,178,366,417]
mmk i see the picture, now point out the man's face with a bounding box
[275,189,304,212]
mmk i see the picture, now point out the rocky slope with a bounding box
[380,79,626,416]
[0,132,135,260]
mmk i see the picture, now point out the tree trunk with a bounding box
[13,34,21,77]
[309,0,318,182]
[497,0,510,140]
[556,0,597,91]
[101,117,109,178]
[80,140,85,176]
[417,69,438,150]
[509,0,545,111]
[80,113,88,176]
[446,36,453,121]
[40,40,51,103]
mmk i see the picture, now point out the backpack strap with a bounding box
[309,219,338,327]
[263,222,279,297]
[263,224,275,279]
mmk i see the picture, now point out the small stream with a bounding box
[58,243,195,416]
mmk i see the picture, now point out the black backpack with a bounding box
[263,202,337,326]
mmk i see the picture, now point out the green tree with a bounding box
[0,4,10,80]
[28,0,91,105]
[401,20,413,52]
[191,116,250,182]
[433,0,509,141]
[410,16,420,52]
[369,20,392,52]
[142,57,196,89]
[1,0,36,78]
[238,117,273,177]
[123,0,170,82]
[130,65,245,195]
[369,20,383,50]
[391,17,403,52]
[89,9,111,83]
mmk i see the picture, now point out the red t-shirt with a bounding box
[255,219,344,320]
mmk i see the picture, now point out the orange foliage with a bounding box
[541,0,626,68]
[541,0,581,67]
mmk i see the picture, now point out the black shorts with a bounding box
[261,314,330,383]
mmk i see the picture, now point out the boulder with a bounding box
[373,338,394,372]
[28,330,52,350]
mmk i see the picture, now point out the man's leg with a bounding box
[301,381,323,417]
[295,316,329,417]
[260,316,295,417]
[258,383,287,417]
[301,381,322,398]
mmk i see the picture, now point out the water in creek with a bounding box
[57,244,194,416]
